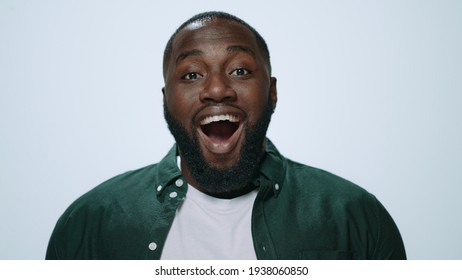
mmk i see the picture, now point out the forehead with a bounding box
[171,19,260,57]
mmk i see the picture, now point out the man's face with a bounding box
[163,18,277,197]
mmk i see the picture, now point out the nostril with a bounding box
[220,95,236,102]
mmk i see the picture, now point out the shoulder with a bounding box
[61,145,179,217]
[46,156,174,259]
[263,141,406,259]
[264,140,377,207]
[55,163,159,228]
[283,158,375,204]
[281,159,406,259]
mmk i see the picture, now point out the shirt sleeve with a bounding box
[45,216,64,260]
[370,198,407,259]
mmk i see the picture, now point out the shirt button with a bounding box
[274,183,280,191]
[148,242,157,251]
[175,179,184,187]
[169,192,178,198]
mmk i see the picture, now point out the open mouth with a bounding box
[200,114,240,142]
[197,112,244,155]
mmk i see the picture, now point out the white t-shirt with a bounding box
[161,158,258,259]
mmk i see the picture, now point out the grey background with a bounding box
[1,0,461,259]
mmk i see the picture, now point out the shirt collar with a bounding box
[155,145,183,196]
[254,139,285,196]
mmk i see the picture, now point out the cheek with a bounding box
[237,84,271,115]
[165,89,199,122]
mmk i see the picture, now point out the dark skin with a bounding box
[162,18,277,192]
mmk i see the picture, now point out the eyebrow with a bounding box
[175,45,256,64]
[176,49,204,64]
[226,45,256,57]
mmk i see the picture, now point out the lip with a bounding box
[195,105,246,156]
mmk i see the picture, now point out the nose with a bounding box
[200,73,237,103]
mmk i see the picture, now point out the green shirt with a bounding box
[46,140,406,259]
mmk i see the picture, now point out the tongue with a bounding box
[202,121,238,142]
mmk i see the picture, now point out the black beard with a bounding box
[164,97,273,198]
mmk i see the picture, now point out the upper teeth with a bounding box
[200,114,239,125]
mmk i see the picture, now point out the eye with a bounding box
[230,68,251,76]
[182,72,202,80]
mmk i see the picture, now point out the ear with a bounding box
[162,87,166,103]
[270,77,278,112]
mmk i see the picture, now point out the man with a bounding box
[46,11,406,259]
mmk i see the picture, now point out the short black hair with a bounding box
[163,11,271,78]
